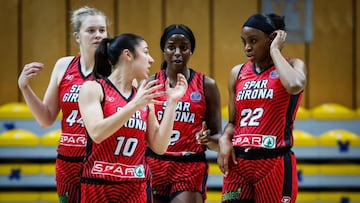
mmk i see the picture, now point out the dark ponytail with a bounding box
[93,38,112,79]
[93,33,144,78]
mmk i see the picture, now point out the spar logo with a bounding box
[232,134,276,149]
[91,161,145,178]
[60,133,86,147]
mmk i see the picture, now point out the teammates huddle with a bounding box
[18,6,306,203]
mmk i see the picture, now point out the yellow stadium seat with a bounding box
[293,129,318,147]
[357,108,360,118]
[296,164,320,175]
[204,192,360,203]
[57,110,63,120]
[221,106,228,120]
[296,192,319,202]
[41,163,56,175]
[320,164,360,176]
[206,191,222,203]
[311,103,356,120]
[209,163,222,176]
[319,192,360,202]
[318,129,360,147]
[296,106,311,120]
[0,129,39,147]
[0,164,41,175]
[0,192,40,202]
[40,192,59,202]
[41,129,61,146]
[0,102,33,119]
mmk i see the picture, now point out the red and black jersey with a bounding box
[58,56,92,157]
[233,61,303,149]
[153,69,207,155]
[81,77,151,183]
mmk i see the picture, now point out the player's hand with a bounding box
[166,73,188,102]
[217,134,237,177]
[18,62,44,89]
[270,30,287,51]
[196,121,211,145]
[133,79,165,107]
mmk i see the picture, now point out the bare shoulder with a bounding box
[231,63,244,74]
[203,75,218,89]
[52,56,75,76]
[82,80,101,90]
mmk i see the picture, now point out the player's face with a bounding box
[241,26,272,63]
[163,34,192,70]
[75,15,107,54]
[132,40,154,81]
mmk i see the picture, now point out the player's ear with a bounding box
[269,32,277,41]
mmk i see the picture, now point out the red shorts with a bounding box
[55,158,83,203]
[222,149,298,203]
[80,180,152,203]
[146,154,208,202]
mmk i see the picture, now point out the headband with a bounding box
[243,17,275,35]
[164,28,192,43]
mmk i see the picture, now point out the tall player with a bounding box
[17,6,108,203]
[145,24,222,203]
[217,13,307,203]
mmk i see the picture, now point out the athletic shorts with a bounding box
[55,156,83,203]
[80,179,152,203]
[146,149,208,202]
[222,148,298,203]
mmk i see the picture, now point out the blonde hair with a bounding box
[71,6,108,32]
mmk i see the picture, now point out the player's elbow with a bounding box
[286,77,306,95]
[89,133,104,144]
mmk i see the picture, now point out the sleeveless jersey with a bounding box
[154,69,207,155]
[81,77,151,183]
[58,56,92,157]
[233,61,302,149]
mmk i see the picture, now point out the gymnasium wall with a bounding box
[0,0,359,109]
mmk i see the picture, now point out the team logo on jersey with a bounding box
[60,133,86,147]
[233,134,276,149]
[65,74,74,80]
[263,136,276,148]
[281,196,291,203]
[92,161,146,178]
[106,96,115,102]
[134,165,145,178]
[239,73,249,80]
[190,91,201,102]
[270,70,279,78]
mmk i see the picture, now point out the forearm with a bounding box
[20,86,57,127]
[222,122,235,141]
[270,49,306,93]
[88,101,140,144]
[152,100,178,154]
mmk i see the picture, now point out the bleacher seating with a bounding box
[40,129,61,147]
[296,106,312,120]
[0,102,34,119]
[0,129,40,147]
[1,102,360,203]
[311,103,356,120]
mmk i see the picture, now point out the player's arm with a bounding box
[270,30,307,94]
[201,76,222,152]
